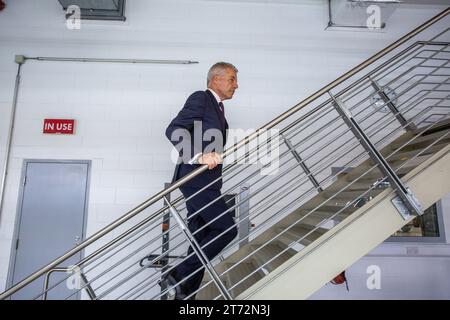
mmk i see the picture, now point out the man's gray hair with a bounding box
[207,62,238,86]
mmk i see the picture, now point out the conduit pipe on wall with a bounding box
[0,55,198,224]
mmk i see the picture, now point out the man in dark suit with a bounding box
[164,62,239,299]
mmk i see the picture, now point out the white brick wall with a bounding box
[0,0,449,298]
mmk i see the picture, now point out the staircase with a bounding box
[1,7,449,300]
[198,121,450,299]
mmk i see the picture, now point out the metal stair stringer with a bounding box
[238,144,450,300]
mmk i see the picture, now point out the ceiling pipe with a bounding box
[26,56,199,64]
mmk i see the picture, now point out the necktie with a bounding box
[218,102,225,129]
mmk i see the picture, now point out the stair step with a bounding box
[331,188,384,203]
[225,262,262,298]
[251,244,295,274]
[413,117,450,135]
[291,209,344,228]
[276,225,328,248]
[196,264,229,300]
[393,154,434,175]
[196,280,223,300]
[323,189,368,200]
[344,166,383,182]
[314,210,350,223]
[296,212,333,228]
[391,130,450,152]
[304,200,359,215]
[386,143,444,162]
[323,180,375,196]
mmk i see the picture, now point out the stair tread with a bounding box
[323,179,375,195]
[196,280,222,300]
[330,189,383,202]
[391,129,450,151]
[386,143,444,162]
[277,225,327,246]
[279,209,349,229]
[225,262,262,297]
[303,202,358,214]
[309,209,350,221]
[412,117,450,135]
[251,244,294,272]
[393,153,434,174]
[294,212,332,228]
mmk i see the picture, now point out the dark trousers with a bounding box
[175,187,237,297]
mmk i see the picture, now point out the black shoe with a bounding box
[159,270,189,300]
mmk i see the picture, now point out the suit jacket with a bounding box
[165,90,229,190]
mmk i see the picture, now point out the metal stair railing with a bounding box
[1,7,449,300]
[203,48,450,299]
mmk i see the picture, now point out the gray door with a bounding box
[8,160,90,300]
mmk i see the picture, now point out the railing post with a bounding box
[79,273,97,300]
[0,58,23,225]
[370,77,417,132]
[238,184,251,248]
[281,134,323,192]
[329,91,423,220]
[160,182,172,300]
[164,196,232,300]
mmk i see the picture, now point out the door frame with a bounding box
[6,159,91,295]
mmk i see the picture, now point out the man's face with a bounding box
[212,68,238,101]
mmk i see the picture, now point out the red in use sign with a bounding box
[43,119,75,134]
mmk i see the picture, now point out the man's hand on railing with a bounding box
[198,152,222,169]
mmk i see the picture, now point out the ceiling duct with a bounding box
[58,0,126,21]
[327,0,400,30]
